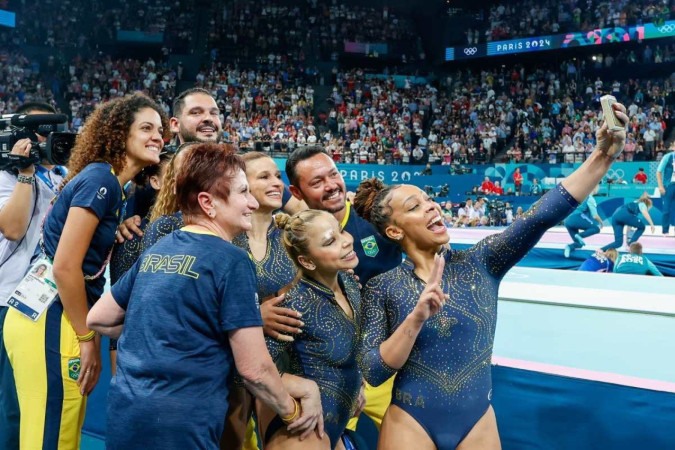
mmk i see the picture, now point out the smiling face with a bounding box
[291,153,346,215]
[125,107,164,168]
[171,93,222,143]
[299,212,358,274]
[245,156,284,212]
[215,169,259,235]
[385,184,449,250]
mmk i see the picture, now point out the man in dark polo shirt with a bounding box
[286,146,402,285]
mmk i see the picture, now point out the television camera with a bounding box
[0,113,76,171]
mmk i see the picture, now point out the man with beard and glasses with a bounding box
[285,146,402,444]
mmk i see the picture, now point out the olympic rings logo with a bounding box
[464,47,478,56]
[657,24,675,33]
[606,168,625,180]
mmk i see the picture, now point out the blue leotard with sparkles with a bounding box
[360,184,578,450]
[110,215,150,285]
[141,212,183,251]
[232,222,297,300]
[265,273,363,448]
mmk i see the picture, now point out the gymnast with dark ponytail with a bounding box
[354,102,630,450]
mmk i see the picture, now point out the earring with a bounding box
[395,235,403,241]
[208,210,215,218]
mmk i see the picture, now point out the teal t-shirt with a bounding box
[613,253,663,276]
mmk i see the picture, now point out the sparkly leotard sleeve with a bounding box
[110,216,150,285]
[265,273,363,448]
[360,184,578,450]
[141,212,184,252]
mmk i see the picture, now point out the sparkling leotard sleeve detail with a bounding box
[359,276,398,386]
[473,184,579,280]
[141,212,184,252]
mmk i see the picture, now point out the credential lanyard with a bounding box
[39,164,126,281]
[34,165,63,196]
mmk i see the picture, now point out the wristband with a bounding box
[281,398,300,424]
[17,174,34,185]
[77,330,96,342]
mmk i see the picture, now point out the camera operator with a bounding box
[504,202,514,225]
[0,102,65,450]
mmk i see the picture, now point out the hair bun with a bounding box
[353,178,385,222]
[274,213,292,230]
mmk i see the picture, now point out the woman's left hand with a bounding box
[595,102,629,159]
[286,379,324,440]
[77,335,102,396]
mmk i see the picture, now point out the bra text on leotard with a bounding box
[395,389,425,408]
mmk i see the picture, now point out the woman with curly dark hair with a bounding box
[2,93,170,449]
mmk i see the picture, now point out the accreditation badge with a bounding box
[6,258,58,321]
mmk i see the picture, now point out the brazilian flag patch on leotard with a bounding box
[68,358,81,381]
[361,235,379,257]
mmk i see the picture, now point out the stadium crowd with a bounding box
[206,0,421,64]
[2,0,195,52]
[0,0,672,168]
[463,0,674,45]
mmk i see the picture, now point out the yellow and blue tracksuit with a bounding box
[3,163,123,450]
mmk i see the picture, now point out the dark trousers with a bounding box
[564,213,600,249]
[601,209,644,251]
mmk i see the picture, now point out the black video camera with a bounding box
[0,114,76,171]
[488,200,505,212]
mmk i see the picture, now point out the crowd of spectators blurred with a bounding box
[437,196,524,228]
[463,0,674,45]
[321,69,438,165]
[2,0,195,53]
[315,48,673,167]
[206,0,422,65]
[194,63,317,151]
[0,52,59,115]
[501,53,674,165]
[588,42,675,67]
[1,0,673,165]
[65,55,179,132]
[2,45,673,165]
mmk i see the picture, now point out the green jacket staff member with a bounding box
[88,143,323,449]
[613,243,663,276]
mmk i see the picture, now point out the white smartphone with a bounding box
[600,95,624,131]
